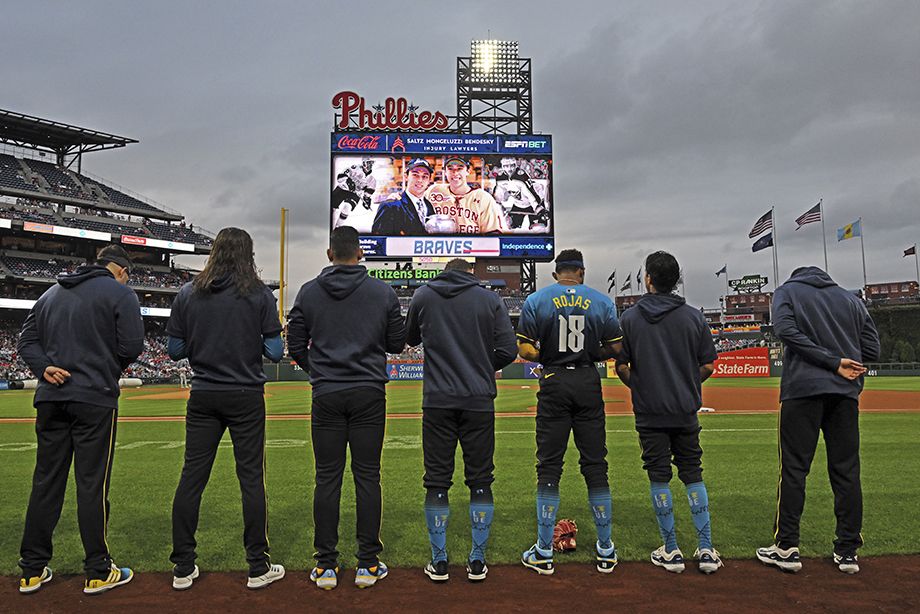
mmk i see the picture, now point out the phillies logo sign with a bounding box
[332,90,449,132]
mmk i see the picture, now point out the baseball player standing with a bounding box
[166,228,285,590]
[405,258,517,583]
[615,251,722,574]
[517,249,623,575]
[757,266,879,574]
[425,157,506,234]
[287,226,407,590]
[17,244,143,595]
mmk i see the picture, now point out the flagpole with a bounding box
[819,198,828,272]
[858,217,867,289]
[915,246,919,286]
[771,206,780,290]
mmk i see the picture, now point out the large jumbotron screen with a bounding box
[330,132,554,260]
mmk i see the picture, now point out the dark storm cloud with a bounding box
[2,0,917,305]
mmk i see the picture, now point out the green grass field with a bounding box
[1,378,919,575]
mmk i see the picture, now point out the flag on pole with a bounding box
[837,220,862,241]
[715,265,727,277]
[620,273,631,292]
[905,245,917,257]
[637,267,642,283]
[749,210,773,238]
[794,202,822,230]
[607,270,616,282]
[752,232,774,253]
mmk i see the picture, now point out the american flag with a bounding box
[749,210,773,238]
[795,201,822,230]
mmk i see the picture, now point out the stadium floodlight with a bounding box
[470,39,519,85]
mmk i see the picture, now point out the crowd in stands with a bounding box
[0,325,31,381]
[122,330,185,380]
[714,337,771,353]
[0,203,58,225]
[1,253,193,291]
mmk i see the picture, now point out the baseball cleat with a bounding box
[355,561,388,588]
[521,544,554,575]
[651,546,685,573]
[425,560,449,582]
[172,564,199,590]
[595,542,618,574]
[84,564,134,595]
[247,563,285,589]
[756,545,802,573]
[310,566,338,590]
[19,566,52,594]
[834,553,860,575]
[466,559,488,582]
[695,548,723,574]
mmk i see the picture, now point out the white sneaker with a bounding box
[756,544,802,573]
[834,553,860,574]
[172,565,199,590]
[695,548,723,574]
[247,564,285,589]
[650,545,685,573]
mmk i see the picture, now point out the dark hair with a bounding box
[192,227,260,295]
[330,226,361,261]
[445,258,472,272]
[95,244,132,270]
[555,248,585,273]
[645,251,680,293]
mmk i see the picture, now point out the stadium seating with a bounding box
[143,220,213,245]
[0,255,76,278]
[22,158,90,200]
[0,204,59,225]
[0,154,41,194]
[59,214,142,236]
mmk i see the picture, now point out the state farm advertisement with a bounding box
[712,347,770,378]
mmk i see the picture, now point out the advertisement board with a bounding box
[712,347,770,377]
[387,362,424,380]
[22,222,111,242]
[0,218,11,229]
[121,235,195,252]
[331,132,554,260]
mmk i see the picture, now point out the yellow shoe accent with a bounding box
[84,564,133,595]
[19,567,52,594]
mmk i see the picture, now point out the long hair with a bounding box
[192,227,261,295]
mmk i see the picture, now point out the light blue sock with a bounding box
[536,483,560,556]
[588,488,614,550]
[424,489,449,563]
[686,481,712,550]
[650,482,678,552]
[469,486,494,562]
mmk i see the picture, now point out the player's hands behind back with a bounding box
[43,365,71,386]
[836,358,866,380]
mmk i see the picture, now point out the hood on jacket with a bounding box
[785,266,837,289]
[207,275,235,291]
[426,269,480,299]
[636,292,686,323]
[57,264,114,289]
[317,264,368,300]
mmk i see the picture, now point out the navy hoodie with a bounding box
[17,264,145,408]
[166,277,282,391]
[619,293,718,429]
[287,264,407,397]
[405,269,517,411]
[773,267,880,401]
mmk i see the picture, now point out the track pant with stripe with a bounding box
[171,390,271,578]
[20,402,118,580]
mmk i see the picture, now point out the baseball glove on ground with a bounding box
[553,518,578,552]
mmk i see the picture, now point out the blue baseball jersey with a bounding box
[517,283,622,367]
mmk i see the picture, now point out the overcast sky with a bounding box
[3,0,918,308]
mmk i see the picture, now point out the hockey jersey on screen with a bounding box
[517,283,622,367]
[425,184,506,234]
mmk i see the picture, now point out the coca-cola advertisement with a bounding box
[331,151,553,240]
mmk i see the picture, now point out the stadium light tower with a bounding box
[456,39,532,135]
[456,39,538,293]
